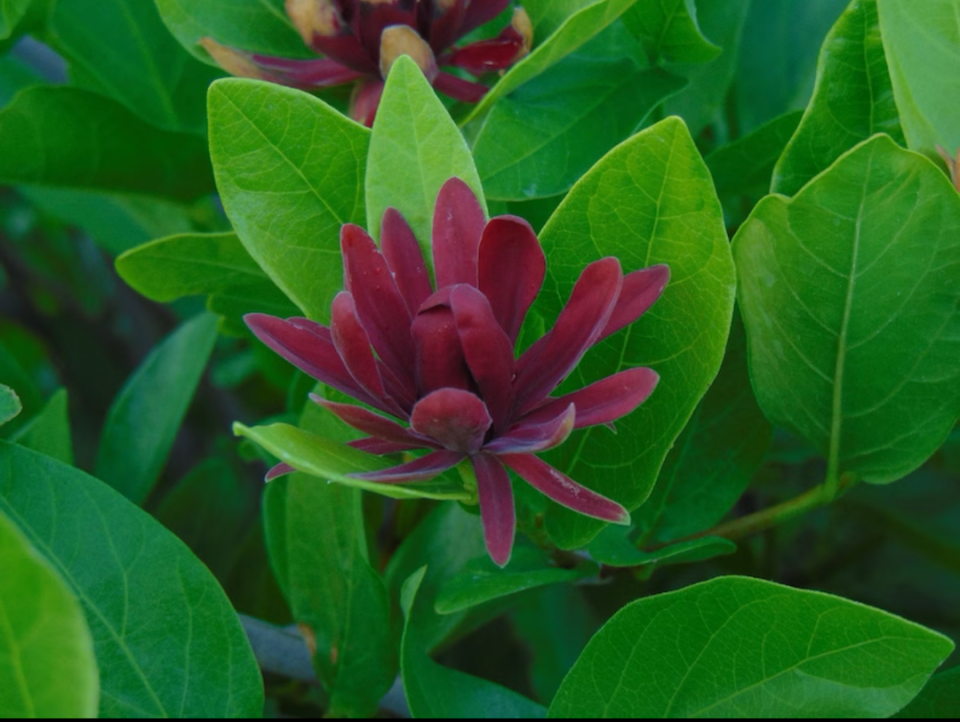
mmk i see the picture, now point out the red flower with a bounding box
[247,178,669,566]
[201,0,532,126]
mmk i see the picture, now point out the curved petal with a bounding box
[484,403,575,454]
[514,257,623,413]
[597,265,670,343]
[500,453,630,524]
[425,0,467,53]
[381,207,432,316]
[250,54,364,86]
[411,292,473,394]
[432,71,488,102]
[445,35,524,75]
[449,284,515,432]
[349,78,384,126]
[519,368,660,430]
[288,0,380,74]
[477,215,545,343]
[330,292,390,401]
[410,388,492,453]
[472,453,515,568]
[265,462,296,481]
[355,0,419,60]
[348,437,423,455]
[310,394,436,447]
[350,449,464,482]
[432,177,486,288]
[460,0,513,36]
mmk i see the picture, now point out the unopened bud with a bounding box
[199,37,264,80]
[286,0,340,47]
[379,25,438,80]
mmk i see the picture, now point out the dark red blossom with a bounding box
[246,178,669,566]
[201,0,532,126]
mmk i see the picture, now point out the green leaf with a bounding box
[0,87,214,200]
[95,313,219,504]
[401,567,547,719]
[0,384,21,427]
[209,78,368,320]
[9,389,73,465]
[622,0,721,65]
[534,116,736,549]
[156,0,309,65]
[773,0,904,196]
[0,0,30,39]
[877,0,960,161]
[549,575,955,718]
[0,509,98,718]
[0,441,263,717]
[366,56,484,250]
[0,53,42,105]
[707,110,803,197]
[51,0,220,134]
[434,545,598,615]
[234,421,472,501]
[734,135,960,485]
[895,666,960,718]
[587,528,735,567]
[635,311,773,541]
[473,26,685,201]
[463,0,641,124]
[264,472,395,717]
[733,0,849,133]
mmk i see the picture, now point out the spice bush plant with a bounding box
[2,0,960,718]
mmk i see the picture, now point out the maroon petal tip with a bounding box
[265,462,296,482]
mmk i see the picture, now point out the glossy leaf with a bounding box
[464,0,641,124]
[9,389,73,465]
[0,509,98,718]
[773,0,904,196]
[877,0,960,161]
[156,0,309,65]
[735,135,960,485]
[621,0,720,65]
[264,471,394,717]
[0,0,29,39]
[550,576,954,718]
[635,312,772,541]
[473,26,685,201]
[96,313,219,504]
[0,87,214,200]
[401,567,547,719]
[234,421,472,501]
[0,383,20,427]
[895,666,960,719]
[707,110,803,197]
[51,0,220,134]
[209,79,368,320]
[534,116,736,549]
[587,528,735,568]
[366,56,484,249]
[0,441,263,717]
[434,544,598,614]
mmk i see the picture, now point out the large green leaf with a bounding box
[0,0,30,39]
[876,0,960,161]
[209,79,368,320]
[95,313,219,504]
[0,52,41,105]
[463,0,640,124]
[473,25,684,201]
[0,87,214,200]
[264,472,394,717]
[400,567,547,719]
[366,56,484,249]
[0,441,263,717]
[895,666,960,718]
[533,116,736,549]
[773,0,904,196]
[0,383,20,427]
[51,0,220,134]
[734,135,960,486]
[621,0,720,65]
[549,576,954,717]
[0,509,98,718]
[9,388,73,465]
[156,0,309,65]
[707,110,803,198]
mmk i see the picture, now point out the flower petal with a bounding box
[250,54,364,86]
[265,462,296,481]
[357,0,419,61]
[381,207,432,316]
[410,388,492,453]
[330,292,391,403]
[484,403,575,454]
[350,78,384,126]
[472,453,515,567]
[287,0,379,74]
[477,215,545,343]
[341,223,417,393]
[432,72,488,102]
[411,292,473,394]
[597,265,670,343]
[520,368,660,430]
[310,394,436,447]
[351,449,464,482]
[432,177,486,288]
[500,453,630,524]
[348,437,423,455]
[426,0,467,53]
[460,0,513,36]
[514,257,623,413]
[244,313,378,408]
[449,284,515,432]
